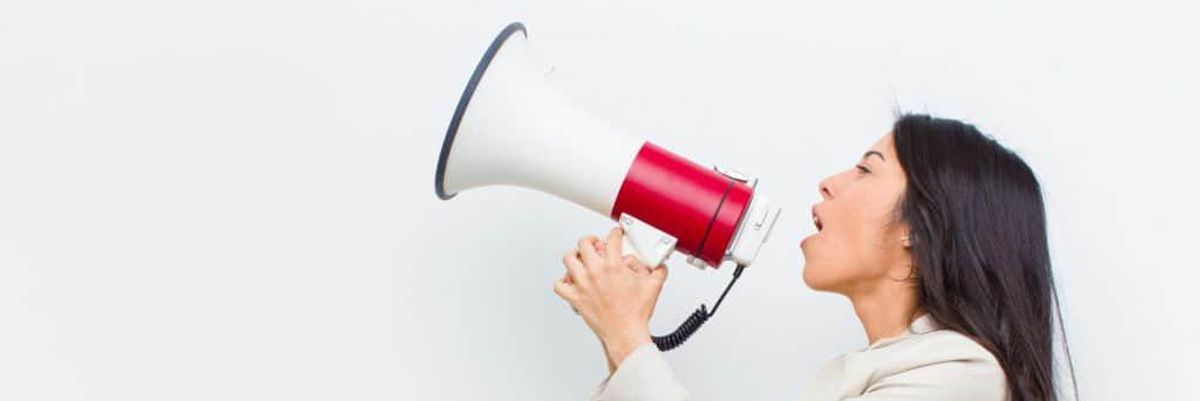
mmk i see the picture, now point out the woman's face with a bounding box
[800,132,911,295]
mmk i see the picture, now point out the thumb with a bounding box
[649,262,669,284]
[623,254,651,275]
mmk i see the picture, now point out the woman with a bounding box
[553,114,1075,401]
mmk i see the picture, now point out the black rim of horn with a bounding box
[434,22,528,200]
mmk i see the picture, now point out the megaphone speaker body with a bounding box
[436,22,780,270]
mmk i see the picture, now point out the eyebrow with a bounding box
[863,150,886,162]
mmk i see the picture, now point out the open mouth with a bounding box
[812,207,823,232]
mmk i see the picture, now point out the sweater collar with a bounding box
[865,313,939,350]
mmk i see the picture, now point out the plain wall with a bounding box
[2,1,1197,400]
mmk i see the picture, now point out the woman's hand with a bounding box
[554,227,669,373]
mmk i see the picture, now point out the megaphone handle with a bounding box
[617,213,676,268]
[652,264,746,351]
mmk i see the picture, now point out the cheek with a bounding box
[844,191,899,258]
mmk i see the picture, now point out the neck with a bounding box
[847,281,920,345]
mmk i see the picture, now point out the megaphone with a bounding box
[435,22,782,350]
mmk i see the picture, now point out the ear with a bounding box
[891,217,912,250]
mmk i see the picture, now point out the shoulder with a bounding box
[888,328,1004,370]
[850,329,1009,401]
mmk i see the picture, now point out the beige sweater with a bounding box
[591,314,1008,401]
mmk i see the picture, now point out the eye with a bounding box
[855,164,871,175]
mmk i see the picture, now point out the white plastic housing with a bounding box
[439,26,643,216]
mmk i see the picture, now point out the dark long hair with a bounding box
[892,114,1077,401]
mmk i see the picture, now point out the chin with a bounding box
[802,262,845,293]
[801,262,824,290]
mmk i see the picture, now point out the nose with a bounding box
[818,176,834,200]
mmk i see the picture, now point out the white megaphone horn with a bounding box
[434,22,781,351]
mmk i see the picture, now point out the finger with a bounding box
[623,254,651,275]
[605,227,624,263]
[553,275,579,302]
[555,275,582,315]
[577,235,604,267]
[593,240,607,258]
[562,250,591,286]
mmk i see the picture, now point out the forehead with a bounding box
[866,131,896,159]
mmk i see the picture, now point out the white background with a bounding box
[2,1,1198,400]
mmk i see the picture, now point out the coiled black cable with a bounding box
[652,264,746,351]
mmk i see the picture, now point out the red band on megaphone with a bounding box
[611,142,752,267]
